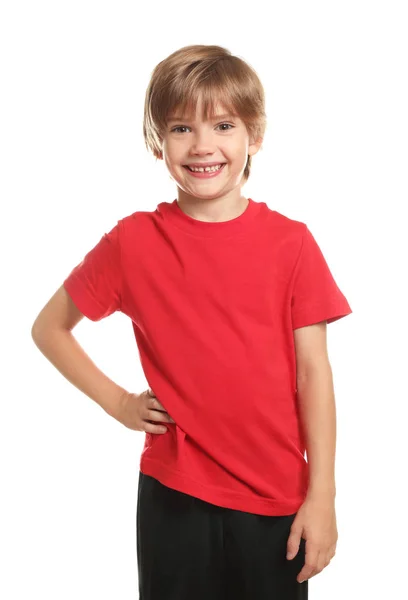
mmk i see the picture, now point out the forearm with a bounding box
[296,363,337,500]
[31,327,127,417]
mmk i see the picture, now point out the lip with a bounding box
[183,163,226,179]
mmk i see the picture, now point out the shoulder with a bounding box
[260,204,308,260]
[119,206,159,236]
[268,207,307,235]
[120,207,156,227]
[116,206,165,258]
[259,202,306,234]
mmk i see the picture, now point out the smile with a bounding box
[183,163,226,179]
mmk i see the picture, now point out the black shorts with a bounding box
[136,471,308,600]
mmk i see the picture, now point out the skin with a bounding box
[157,95,263,222]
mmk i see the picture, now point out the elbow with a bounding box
[296,359,333,387]
[31,320,41,342]
[31,322,47,346]
[31,320,61,345]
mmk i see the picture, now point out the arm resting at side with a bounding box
[294,321,337,500]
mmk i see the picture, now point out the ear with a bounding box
[248,136,263,158]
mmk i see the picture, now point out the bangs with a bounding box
[165,84,240,125]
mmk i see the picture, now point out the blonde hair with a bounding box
[143,45,267,183]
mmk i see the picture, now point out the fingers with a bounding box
[148,392,164,411]
[147,388,162,408]
[147,407,174,424]
[145,388,175,424]
[297,543,320,583]
[286,528,302,560]
[144,421,168,434]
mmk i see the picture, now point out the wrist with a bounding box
[306,483,336,502]
[100,386,129,417]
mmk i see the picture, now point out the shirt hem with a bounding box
[140,456,306,516]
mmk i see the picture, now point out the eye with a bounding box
[171,126,190,133]
[217,123,234,131]
[170,123,235,133]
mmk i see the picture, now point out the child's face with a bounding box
[159,96,262,202]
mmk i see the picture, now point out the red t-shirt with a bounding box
[63,198,352,516]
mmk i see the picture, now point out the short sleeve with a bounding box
[63,221,122,321]
[291,225,352,330]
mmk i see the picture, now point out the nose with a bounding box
[189,130,216,155]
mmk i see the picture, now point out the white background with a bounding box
[1,1,407,598]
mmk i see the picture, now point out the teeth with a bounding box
[188,164,223,173]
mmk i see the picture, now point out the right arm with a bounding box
[31,284,127,418]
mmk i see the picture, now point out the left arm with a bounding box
[294,320,336,501]
[288,321,338,583]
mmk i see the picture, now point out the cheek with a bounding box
[224,144,247,161]
[166,150,185,168]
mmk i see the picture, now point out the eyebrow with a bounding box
[167,113,236,123]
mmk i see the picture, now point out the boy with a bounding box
[32,44,352,600]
